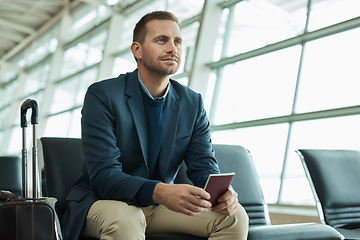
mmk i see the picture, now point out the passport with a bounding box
[204,173,235,206]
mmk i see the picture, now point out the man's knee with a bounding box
[86,200,147,237]
[212,203,248,239]
[234,203,249,228]
[102,201,146,230]
[228,203,249,239]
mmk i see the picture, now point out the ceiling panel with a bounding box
[0,0,71,58]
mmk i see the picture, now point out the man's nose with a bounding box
[166,41,177,53]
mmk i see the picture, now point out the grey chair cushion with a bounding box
[248,223,344,240]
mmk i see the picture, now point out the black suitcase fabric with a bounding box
[0,99,57,240]
[0,198,56,240]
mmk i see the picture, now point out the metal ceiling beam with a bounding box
[0,28,24,42]
[18,14,51,21]
[80,0,113,11]
[0,2,32,12]
[0,38,14,48]
[0,18,34,34]
[0,0,81,62]
[32,4,61,15]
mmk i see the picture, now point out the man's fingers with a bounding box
[217,203,238,216]
[174,197,209,216]
[184,203,209,215]
[217,187,236,202]
[189,186,211,200]
[189,195,212,208]
[183,193,211,214]
[155,184,213,215]
[211,188,239,216]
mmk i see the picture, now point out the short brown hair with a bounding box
[133,11,180,44]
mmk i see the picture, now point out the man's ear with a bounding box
[131,42,142,61]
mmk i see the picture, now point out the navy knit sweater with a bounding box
[142,89,166,176]
[135,84,167,206]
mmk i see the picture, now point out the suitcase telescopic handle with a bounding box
[20,99,38,128]
[20,99,40,198]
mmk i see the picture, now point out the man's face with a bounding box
[138,19,182,76]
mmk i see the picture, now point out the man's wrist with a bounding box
[152,182,167,204]
[136,180,161,206]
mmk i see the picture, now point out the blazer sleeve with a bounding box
[81,81,150,203]
[184,93,220,188]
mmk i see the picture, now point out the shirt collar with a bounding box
[137,72,169,100]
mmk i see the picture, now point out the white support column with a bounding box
[37,7,72,136]
[97,12,125,80]
[0,70,26,154]
[188,0,224,98]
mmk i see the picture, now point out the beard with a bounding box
[142,52,181,76]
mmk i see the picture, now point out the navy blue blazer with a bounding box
[61,69,220,240]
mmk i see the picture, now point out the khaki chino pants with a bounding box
[81,200,248,240]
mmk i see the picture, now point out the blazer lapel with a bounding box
[125,70,149,170]
[158,82,180,180]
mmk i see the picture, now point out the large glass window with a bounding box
[68,4,111,41]
[211,123,289,203]
[0,107,10,129]
[68,108,82,138]
[308,0,360,31]
[45,105,82,139]
[0,79,18,109]
[51,67,98,114]
[213,46,301,125]
[177,21,199,76]
[43,108,81,138]
[7,127,22,154]
[22,59,51,97]
[26,26,59,66]
[112,52,137,77]
[50,78,79,114]
[0,131,3,150]
[2,0,360,207]
[210,0,360,206]
[281,115,360,204]
[43,112,72,137]
[222,0,307,57]
[61,28,106,78]
[295,28,360,113]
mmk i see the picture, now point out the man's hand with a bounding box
[211,188,238,216]
[153,183,212,216]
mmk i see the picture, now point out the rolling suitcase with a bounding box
[0,99,58,240]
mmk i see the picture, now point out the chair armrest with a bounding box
[248,223,344,240]
[335,227,360,240]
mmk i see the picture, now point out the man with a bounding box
[62,11,248,240]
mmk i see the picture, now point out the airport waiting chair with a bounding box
[185,144,343,240]
[0,156,22,197]
[297,149,360,239]
[39,137,205,240]
[39,138,84,225]
[40,137,343,240]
